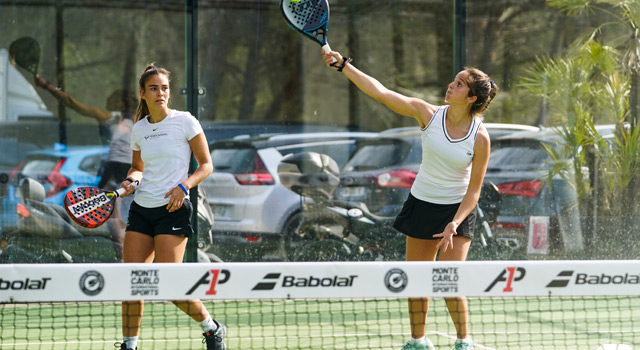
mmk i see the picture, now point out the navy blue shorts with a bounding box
[393,193,476,240]
[126,199,193,237]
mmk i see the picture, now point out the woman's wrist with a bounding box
[178,183,189,196]
[335,56,353,72]
[124,177,139,186]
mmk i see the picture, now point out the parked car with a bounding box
[202,131,379,262]
[7,144,108,206]
[334,123,538,217]
[484,124,619,255]
[201,121,369,145]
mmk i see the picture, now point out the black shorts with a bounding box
[126,200,194,238]
[393,193,476,240]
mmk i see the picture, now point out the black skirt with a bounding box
[393,193,476,240]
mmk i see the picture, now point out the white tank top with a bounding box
[410,105,481,204]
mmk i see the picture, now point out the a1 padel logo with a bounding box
[252,273,358,290]
[186,269,230,295]
[547,270,640,287]
[485,267,526,292]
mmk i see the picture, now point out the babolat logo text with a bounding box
[547,270,640,287]
[69,193,109,218]
[485,267,526,292]
[252,273,358,290]
[0,277,51,290]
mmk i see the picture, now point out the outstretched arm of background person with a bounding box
[434,124,491,252]
[34,75,112,123]
[322,49,437,128]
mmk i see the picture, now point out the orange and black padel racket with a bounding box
[63,185,133,228]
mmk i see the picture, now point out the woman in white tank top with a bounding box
[323,50,498,350]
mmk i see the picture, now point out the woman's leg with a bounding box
[438,236,472,339]
[154,235,210,323]
[121,231,155,337]
[405,236,439,339]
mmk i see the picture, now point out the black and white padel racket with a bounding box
[280,0,337,63]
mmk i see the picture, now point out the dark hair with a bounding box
[464,67,498,118]
[134,63,171,123]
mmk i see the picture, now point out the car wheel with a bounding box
[279,211,303,261]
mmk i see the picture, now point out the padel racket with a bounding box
[9,36,40,76]
[63,185,135,229]
[280,0,337,63]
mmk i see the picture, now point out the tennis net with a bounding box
[1,261,639,350]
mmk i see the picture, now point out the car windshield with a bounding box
[343,139,417,172]
[488,140,551,171]
[211,148,258,174]
[79,154,105,176]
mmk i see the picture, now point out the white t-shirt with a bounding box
[106,111,133,164]
[130,109,203,208]
[410,105,481,204]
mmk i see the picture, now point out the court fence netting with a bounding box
[1,260,638,350]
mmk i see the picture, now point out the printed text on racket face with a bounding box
[69,193,109,218]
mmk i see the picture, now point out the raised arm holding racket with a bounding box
[320,44,498,350]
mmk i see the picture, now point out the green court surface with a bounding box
[1,296,638,349]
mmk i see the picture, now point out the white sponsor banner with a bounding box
[1,260,639,302]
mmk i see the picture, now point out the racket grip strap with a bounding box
[124,177,140,186]
[334,56,353,72]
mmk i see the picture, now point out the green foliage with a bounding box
[521,0,640,217]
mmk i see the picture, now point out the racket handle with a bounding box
[322,43,337,63]
[114,181,138,197]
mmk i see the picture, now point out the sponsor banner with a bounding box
[1,260,639,302]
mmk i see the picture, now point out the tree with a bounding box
[520,0,640,252]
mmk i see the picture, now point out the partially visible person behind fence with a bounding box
[35,76,137,258]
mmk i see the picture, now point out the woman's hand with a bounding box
[119,179,138,197]
[164,186,187,212]
[322,49,342,69]
[433,221,458,252]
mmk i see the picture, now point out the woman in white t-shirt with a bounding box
[116,64,224,350]
[322,50,498,350]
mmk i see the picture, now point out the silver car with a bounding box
[202,132,378,262]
